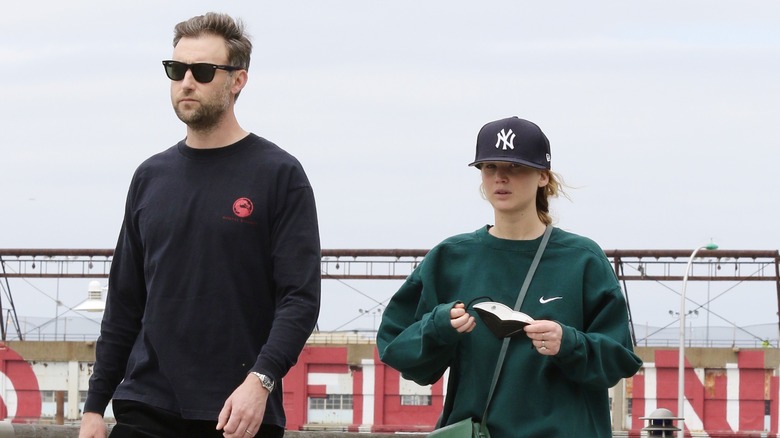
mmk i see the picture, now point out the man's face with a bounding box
[169,35,235,132]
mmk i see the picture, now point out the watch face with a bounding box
[256,373,274,392]
[251,372,272,391]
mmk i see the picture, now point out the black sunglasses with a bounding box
[162,60,242,83]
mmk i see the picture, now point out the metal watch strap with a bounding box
[250,372,274,393]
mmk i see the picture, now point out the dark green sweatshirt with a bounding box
[377,226,641,437]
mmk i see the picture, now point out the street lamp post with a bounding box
[677,243,717,438]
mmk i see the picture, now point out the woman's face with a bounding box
[479,161,549,215]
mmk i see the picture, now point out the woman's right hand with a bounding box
[450,302,476,333]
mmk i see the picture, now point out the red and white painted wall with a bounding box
[0,342,777,436]
[0,345,42,422]
[628,349,777,437]
[284,345,779,436]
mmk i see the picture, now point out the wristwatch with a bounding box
[250,372,275,393]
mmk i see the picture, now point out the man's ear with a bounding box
[231,70,248,96]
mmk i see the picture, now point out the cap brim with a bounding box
[468,157,548,169]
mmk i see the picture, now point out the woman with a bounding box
[377,117,642,437]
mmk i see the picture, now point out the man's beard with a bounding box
[174,86,231,133]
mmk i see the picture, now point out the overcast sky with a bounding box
[1,1,778,337]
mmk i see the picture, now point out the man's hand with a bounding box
[217,374,269,437]
[79,412,107,438]
[450,302,476,333]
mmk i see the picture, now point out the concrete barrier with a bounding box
[0,425,651,438]
[0,425,430,438]
[10,425,737,437]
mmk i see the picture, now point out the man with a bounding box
[79,13,321,438]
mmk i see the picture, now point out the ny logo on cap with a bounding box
[495,129,515,150]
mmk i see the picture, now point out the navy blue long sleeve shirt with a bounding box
[84,134,321,427]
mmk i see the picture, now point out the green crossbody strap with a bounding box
[479,225,553,433]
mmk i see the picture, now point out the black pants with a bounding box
[110,400,285,438]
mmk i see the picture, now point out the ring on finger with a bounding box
[245,429,253,435]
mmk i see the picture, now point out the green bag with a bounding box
[427,417,490,438]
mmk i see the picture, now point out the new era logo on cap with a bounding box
[468,116,551,169]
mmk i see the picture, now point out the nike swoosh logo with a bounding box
[539,296,563,304]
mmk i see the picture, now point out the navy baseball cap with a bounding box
[468,116,551,169]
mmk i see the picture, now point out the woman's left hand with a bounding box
[524,320,562,356]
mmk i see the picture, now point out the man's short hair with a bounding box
[173,12,252,71]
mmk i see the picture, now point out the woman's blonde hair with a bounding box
[537,170,565,225]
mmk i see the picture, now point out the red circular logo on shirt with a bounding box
[233,198,254,218]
